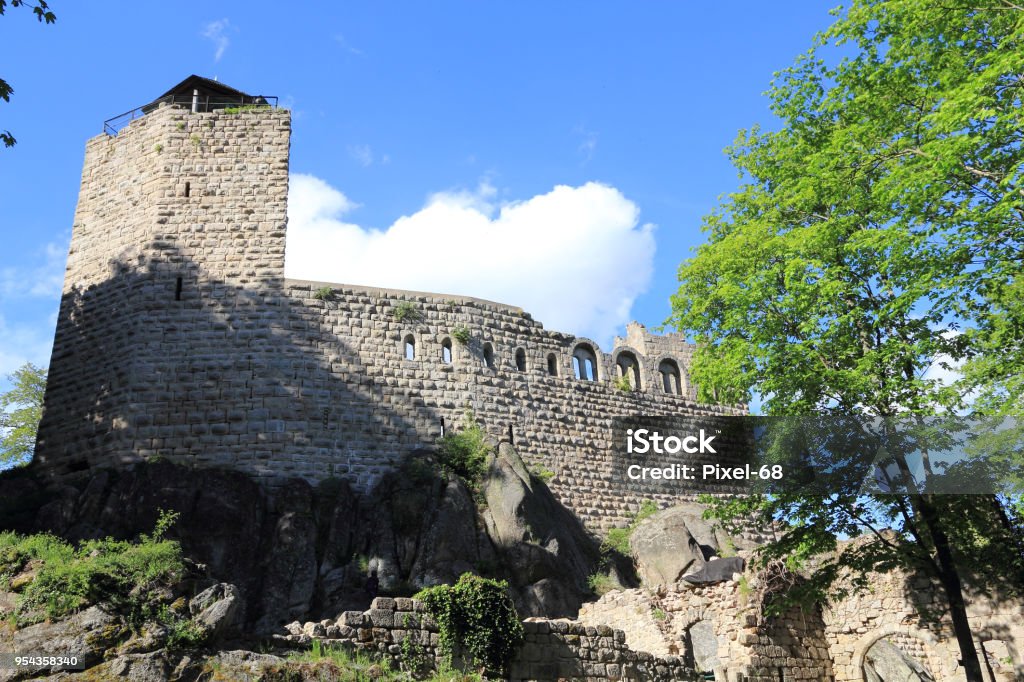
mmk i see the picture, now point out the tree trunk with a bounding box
[891,453,984,681]
[911,493,984,682]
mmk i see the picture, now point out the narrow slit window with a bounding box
[547,353,558,376]
[442,338,452,364]
[483,343,495,369]
[404,334,416,360]
[515,348,526,372]
[174,276,183,301]
[184,181,191,198]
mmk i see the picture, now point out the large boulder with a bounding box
[356,454,493,594]
[630,503,753,588]
[863,638,937,681]
[190,582,242,641]
[0,605,126,681]
[480,442,599,616]
[630,507,708,587]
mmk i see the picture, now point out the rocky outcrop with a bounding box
[0,605,125,681]
[629,503,753,588]
[2,447,599,638]
[481,443,599,616]
[190,583,242,642]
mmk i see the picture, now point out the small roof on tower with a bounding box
[140,75,271,115]
[104,75,277,135]
[153,74,254,102]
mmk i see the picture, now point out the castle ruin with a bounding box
[34,76,741,533]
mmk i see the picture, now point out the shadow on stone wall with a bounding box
[1,250,602,631]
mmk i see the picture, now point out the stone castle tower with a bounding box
[36,76,741,532]
[36,76,291,477]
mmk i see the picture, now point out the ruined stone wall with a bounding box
[36,102,743,534]
[579,582,835,682]
[282,597,697,682]
[822,567,1024,682]
[579,565,1024,682]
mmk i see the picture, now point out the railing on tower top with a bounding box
[102,94,280,136]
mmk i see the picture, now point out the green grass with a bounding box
[222,104,274,114]
[600,500,659,556]
[586,571,622,597]
[0,511,187,627]
[272,641,483,681]
[529,465,556,484]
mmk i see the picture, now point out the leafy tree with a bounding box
[0,362,47,466]
[670,2,1024,679]
[0,0,56,148]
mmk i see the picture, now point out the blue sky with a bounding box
[0,2,839,394]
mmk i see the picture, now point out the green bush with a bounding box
[451,325,471,345]
[529,465,556,484]
[600,500,659,557]
[586,572,621,597]
[416,573,523,676]
[614,374,633,392]
[437,412,490,484]
[313,286,335,301]
[159,603,208,649]
[393,301,423,323]
[1,510,186,626]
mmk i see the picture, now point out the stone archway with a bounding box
[852,626,956,681]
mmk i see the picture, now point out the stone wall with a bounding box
[35,102,744,533]
[282,597,698,681]
[580,565,1024,682]
[579,581,834,682]
[822,567,1024,682]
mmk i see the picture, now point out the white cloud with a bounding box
[1,238,66,300]
[202,18,231,62]
[573,125,598,163]
[332,33,364,56]
[922,330,965,388]
[285,174,656,347]
[0,314,53,379]
[348,144,374,167]
[346,144,389,167]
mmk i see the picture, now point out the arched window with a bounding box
[547,353,559,376]
[616,351,641,391]
[404,334,416,360]
[483,342,495,369]
[659,359,682,394]
[441,338,452,364]
[572,344,598,381]
[515,348,526,372]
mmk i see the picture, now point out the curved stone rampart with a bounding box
[35,101,744,533]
